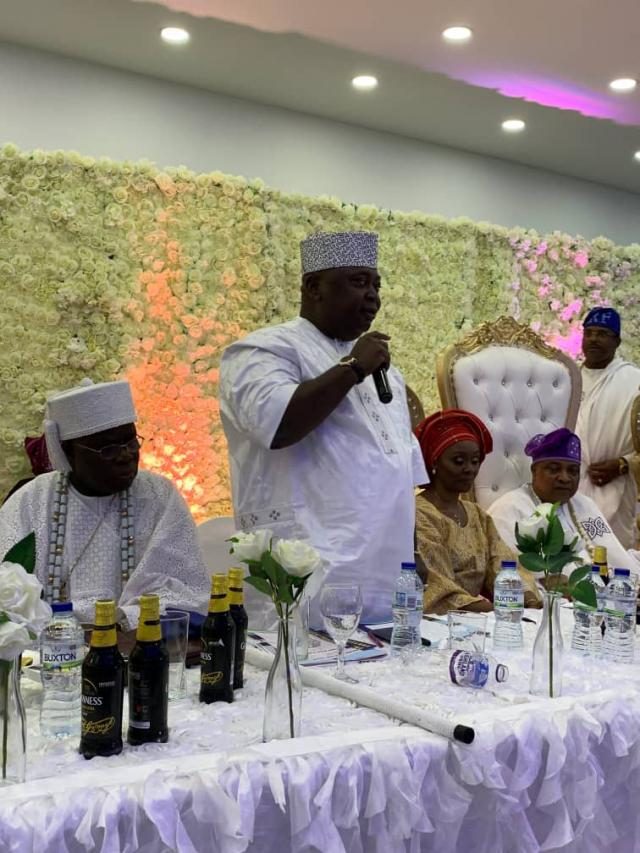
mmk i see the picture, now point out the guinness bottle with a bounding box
[593,545,609,584]
[200,574,235,703]
[228,568,248,689]
[127,594,169,746]
[80,600,125,759]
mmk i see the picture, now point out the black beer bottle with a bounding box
[228,568,248,689]
[199,573,236,703]
[80,599,125,759]
[127,594,169,746]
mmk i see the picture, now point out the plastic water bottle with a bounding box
[603,568,637,664]
[40,601,86,738]
[449,650,509,689]
[492,561,524,650]
[411,570,425,655]
[572,567,606,656]
[390,562,419,659]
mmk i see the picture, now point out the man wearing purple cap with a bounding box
[219,232,426,628]
[575,307,640,548]
[488,428,639,577]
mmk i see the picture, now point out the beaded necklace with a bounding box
[46,472,135,603]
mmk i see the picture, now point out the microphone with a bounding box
[373,367,393,404]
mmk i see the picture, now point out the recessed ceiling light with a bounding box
[351,75,378,91]
[442,26,472,42]
[609,77,637,92]
[160,26,190,45]
[501,118,526,133]
[634,150,640,162]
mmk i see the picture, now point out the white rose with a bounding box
[0,561,52,632]
[230,529,273,562]
[517,503,555,540]
[0,620,31,660]
[271,539,322,578]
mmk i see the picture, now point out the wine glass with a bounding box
[319,583,363,683]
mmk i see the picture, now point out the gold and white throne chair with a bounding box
[436,317,582,510]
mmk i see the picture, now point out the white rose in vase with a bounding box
[517,503,555,540]
[271,539,322,578]
[230,529,273,562]
[0,621,32,661]
[0,561,51,632]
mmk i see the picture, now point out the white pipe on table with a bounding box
[244,645,474,744]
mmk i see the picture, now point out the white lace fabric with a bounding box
[0,471,210,628]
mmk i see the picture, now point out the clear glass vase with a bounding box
[0,657,27,786]
[263,613,302,741]
[530,591,564,698]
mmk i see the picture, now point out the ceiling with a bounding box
[2,0,640,193]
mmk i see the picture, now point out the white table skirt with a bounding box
[3,611,640,853]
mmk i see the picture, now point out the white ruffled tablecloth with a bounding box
[3,609,640,853]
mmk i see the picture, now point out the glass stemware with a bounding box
[319,583,363,683]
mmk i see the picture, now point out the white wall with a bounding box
[2,42,640,244]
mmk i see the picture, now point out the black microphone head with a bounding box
[373,367,393,404]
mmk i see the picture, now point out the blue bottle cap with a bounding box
[401,561,417,571]
[501,561,517,569]
[591,565,601,572]
[51,601,73,613]
[613,567,631,577]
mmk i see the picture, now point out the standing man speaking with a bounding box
[219,232,426,625]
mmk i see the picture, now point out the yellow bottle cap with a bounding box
[94,599,116,626]
[138,594,160,620]
[593,545,607,564]
[228,567,244,584]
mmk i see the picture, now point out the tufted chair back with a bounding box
[436,317,582,510]
[406,384,426,431]
[631,395,640,454]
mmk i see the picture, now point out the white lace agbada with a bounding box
[219,317,427,627]
[0,471,210,628]
[488,483,640,579]
[576,357,640,548]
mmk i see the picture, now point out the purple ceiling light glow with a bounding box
[466,72,637,125]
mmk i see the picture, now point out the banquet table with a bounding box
[2,610,640,853]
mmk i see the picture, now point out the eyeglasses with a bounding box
[75,436,144,462]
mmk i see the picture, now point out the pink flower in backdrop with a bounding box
[535,242,548,255]
[538,285,551,297]
[559,299,583,321]
[549,327,583,358]
[524,259,538,274]
[574,251,589,269]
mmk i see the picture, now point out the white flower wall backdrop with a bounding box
[1,144,640,518]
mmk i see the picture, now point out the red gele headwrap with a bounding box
[414,409,493,471]
[24,435,52,476]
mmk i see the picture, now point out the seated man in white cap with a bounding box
[219,231,427,627]
[0,378,210,628]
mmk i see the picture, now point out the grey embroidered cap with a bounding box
[300,231,378,274]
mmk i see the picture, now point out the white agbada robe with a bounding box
[0,471,210,628]
[576,357,640,549]
[219,317,427,627]
[488,483,640,579]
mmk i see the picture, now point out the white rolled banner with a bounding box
[245,646,474,744]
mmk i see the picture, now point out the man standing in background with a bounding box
[219,231,426,626]
[576,307,640,549]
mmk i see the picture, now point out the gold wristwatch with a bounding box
[619,456,629,475]
[340,356,365,384]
